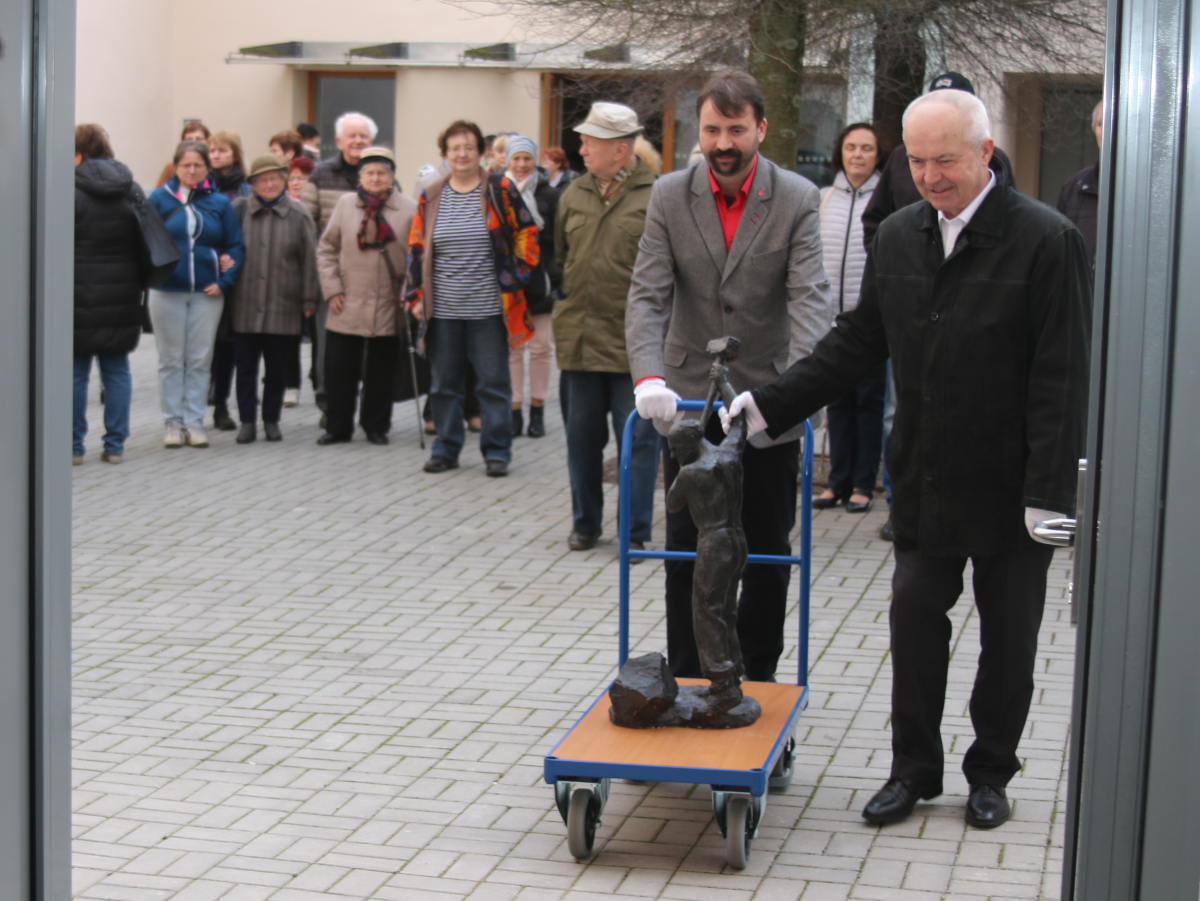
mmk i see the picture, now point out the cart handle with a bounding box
[618,402,814,686]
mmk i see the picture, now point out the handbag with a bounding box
[127,183,182,289]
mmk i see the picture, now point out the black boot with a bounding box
[213,405,237,431]
[527,405,545,437]
[511,407,524,437]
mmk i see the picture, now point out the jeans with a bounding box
[148,289,224,428]
[559,370,657,543]
[428,316,512,462]
[72,354,131,456]
[233,333,294,424]
[825,362,887,496]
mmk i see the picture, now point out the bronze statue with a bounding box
[610,338,761,729]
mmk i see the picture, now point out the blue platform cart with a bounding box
[544,402,815,868]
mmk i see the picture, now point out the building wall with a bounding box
[75,0,542,188]
[394,68,543,188]
[75,0,176,187]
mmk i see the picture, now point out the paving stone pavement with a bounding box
[72,340,1076,901]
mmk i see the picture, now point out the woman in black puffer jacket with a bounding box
[73,124,146,464]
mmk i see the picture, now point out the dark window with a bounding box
[1039,84,1102,204]
[312,74,396,158]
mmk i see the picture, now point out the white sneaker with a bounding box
[283,388,300,407]
[164,422,184,448]
[184,425,209,448]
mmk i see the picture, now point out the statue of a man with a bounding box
[665,358,752,715]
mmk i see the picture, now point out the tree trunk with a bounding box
[749,0,808,168]
[871,10,926,152]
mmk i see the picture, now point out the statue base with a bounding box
[608,653,762,729]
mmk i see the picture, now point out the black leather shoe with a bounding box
[485,458,509,477]
[862,779,942,825]
[366,432,389,446]
[879,514,895,542]
[236,423,256,444]
[812,492,844,510]
[965,784,1010,829]
[845,495,874,514]
[511,408,524,437]
[423,455,459,473]
[263,423,282,442]
[527,405,545,437]
[213,405,237,431]
[569,531,601,551]
[316,433,350,446]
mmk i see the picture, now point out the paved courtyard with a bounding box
[71,340,1076,901]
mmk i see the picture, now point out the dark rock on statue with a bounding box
[608,653,678,727]
[609,337,762,730]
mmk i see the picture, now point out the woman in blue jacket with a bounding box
[148,141,244,448]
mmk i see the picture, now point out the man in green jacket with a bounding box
[554,103,659,551]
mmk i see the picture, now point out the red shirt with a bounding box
[709,157,758,251]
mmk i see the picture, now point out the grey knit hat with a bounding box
[505,135,538,166]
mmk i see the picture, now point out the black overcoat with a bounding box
[755,164,1092,556]
[74,159,145,357]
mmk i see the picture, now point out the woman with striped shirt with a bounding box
[408,120,540,477]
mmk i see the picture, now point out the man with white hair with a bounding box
[302,112,384,234]
[722,89,1092,829]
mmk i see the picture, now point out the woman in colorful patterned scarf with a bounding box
[407,119,540,478]
[315,147,417,445]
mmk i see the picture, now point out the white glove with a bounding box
[1025,507,1067,543]
[720,391,768,438]
[634,378,680,420]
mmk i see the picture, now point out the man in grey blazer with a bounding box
[626,71,834,682]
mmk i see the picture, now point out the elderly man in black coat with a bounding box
[724,89,1091,829]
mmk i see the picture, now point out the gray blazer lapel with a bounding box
[689,163,728,274]
[723,157,771,282]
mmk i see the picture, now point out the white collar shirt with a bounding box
[937,169,996,258]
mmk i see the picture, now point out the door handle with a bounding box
[1034,517,1076,547]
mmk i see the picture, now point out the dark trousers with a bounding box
[324,330,397,438]
[664,415,800,682]
[285,334,302,391]
[233,333,293,424]
[559,370,658,543]
[208,338,235,407]
[890,543,1055,788]
[825,363,887,496]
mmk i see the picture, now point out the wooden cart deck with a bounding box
[545,679,807,796]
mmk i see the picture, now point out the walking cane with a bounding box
[382,249,425,449]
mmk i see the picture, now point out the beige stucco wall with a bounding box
[75,0,177,188]
[394,67,543,188]
[76,0,544,190]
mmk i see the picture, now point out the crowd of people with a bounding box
[74,68,1098,833]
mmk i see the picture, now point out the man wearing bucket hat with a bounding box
[227,154,320,443]
[553,102,660,552]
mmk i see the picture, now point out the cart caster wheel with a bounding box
[567,787,601,860]
[725,795,751,869]
[769,737,795,790]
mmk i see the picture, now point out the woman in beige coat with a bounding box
[316,147,417,445]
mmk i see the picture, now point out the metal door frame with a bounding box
[1063,0,1200,898]
[0,0,74,896]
